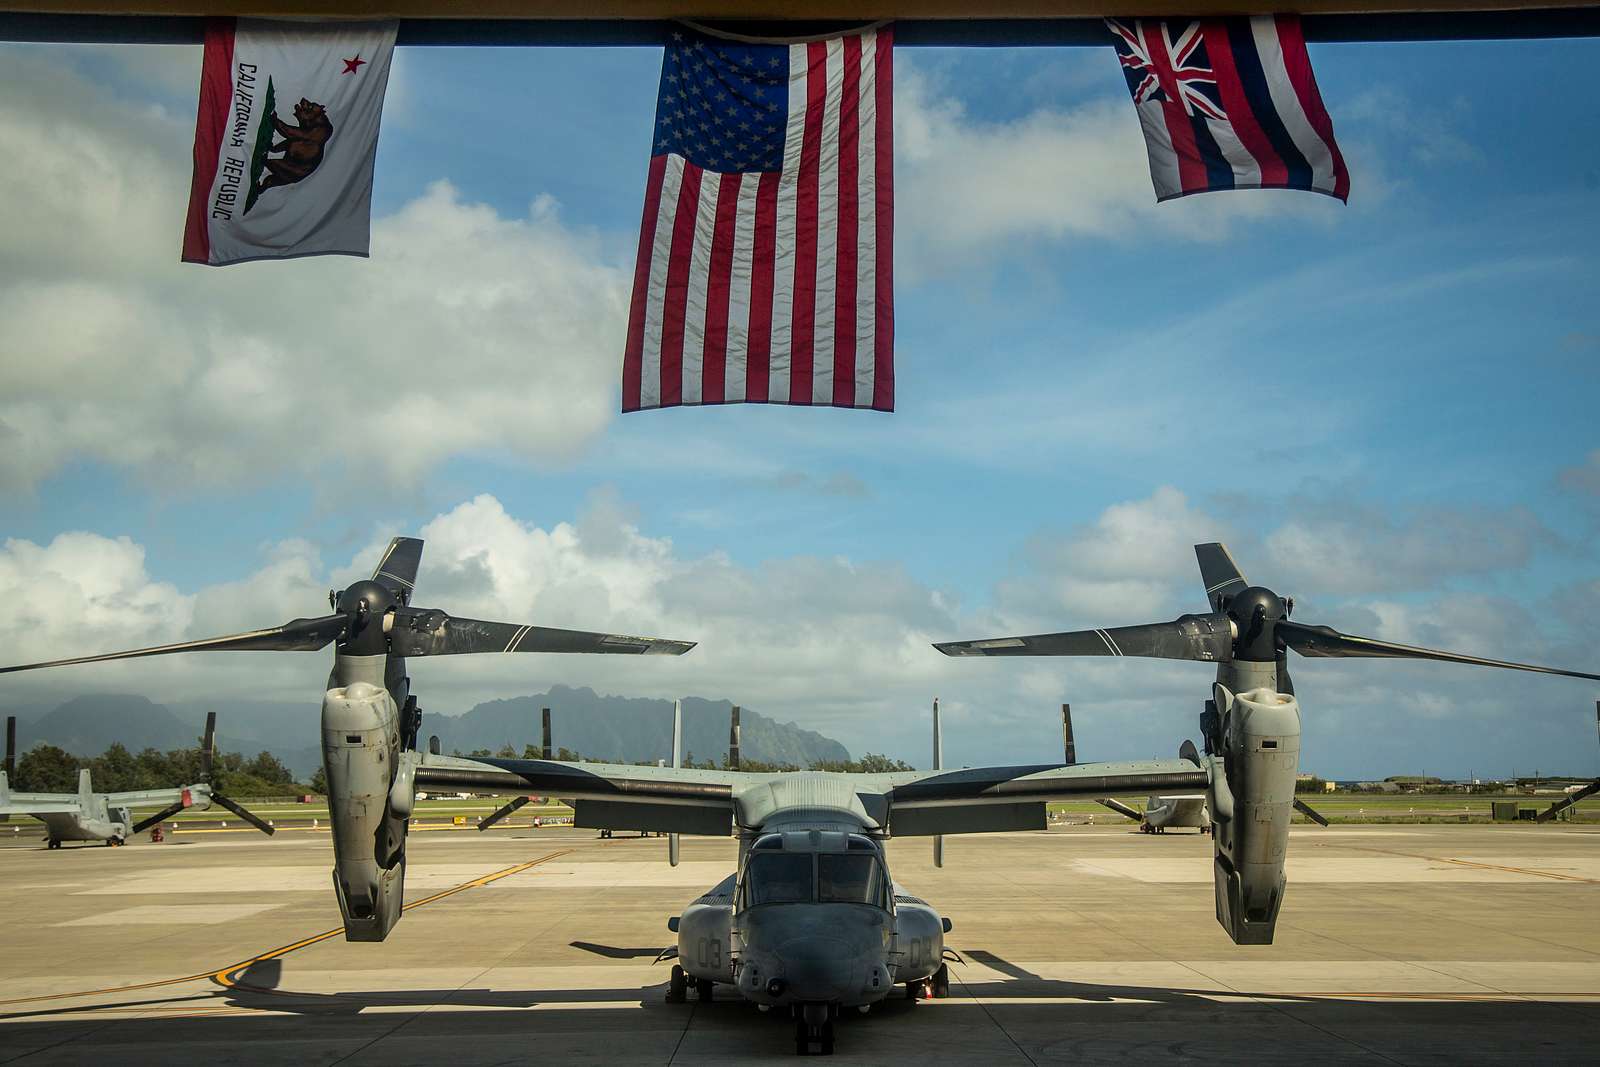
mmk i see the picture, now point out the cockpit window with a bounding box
[744,852,813,905]
[817,853,888,907]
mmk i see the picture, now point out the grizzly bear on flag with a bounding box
[259,97,334,196]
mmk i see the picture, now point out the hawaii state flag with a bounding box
[1107,15,1349,202]
[182,18,397,266]
[623,25,894,412]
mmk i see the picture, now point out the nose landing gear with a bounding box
[794,1003,835,1055]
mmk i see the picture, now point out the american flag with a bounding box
[622,26,893,412]
[1107,15,1349,203]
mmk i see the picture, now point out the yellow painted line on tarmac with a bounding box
[213,849,572,990]
[167,822,574,835]
[0,850,572,1013]
[1326,844,1600,884]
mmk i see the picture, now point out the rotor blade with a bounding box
[1096,798,1143,822]
[131,802,187,835]
[371,537,424,606]
[388,609,695,658]
[935,612,1233,663]
[478,795,531,830]
[210,793,275,835]
[1536,780,1600,823]
[1275,648,1296,697]
[201,712,216,781]
[1277,620,1600,681]
[1195,542,1249,613]
[0,614,349,675]
[1293,797,1329,827]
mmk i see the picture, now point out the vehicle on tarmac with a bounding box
[0,713,273,848]
[4,537,1594,1053]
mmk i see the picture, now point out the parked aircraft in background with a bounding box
[3,537,1593,1053]
[0,713,273,848]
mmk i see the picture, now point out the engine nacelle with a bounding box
[1208,686,1300,945]
[891,893,946,984]
[322,680,409,942]
[677,886,734,984]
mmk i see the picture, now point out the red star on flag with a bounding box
[342,54,366,74]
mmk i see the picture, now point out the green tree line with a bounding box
[12,740,306,797]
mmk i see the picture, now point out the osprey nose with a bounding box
[777,937,853,1000]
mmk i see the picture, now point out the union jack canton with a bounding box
[1107,14,1349,202]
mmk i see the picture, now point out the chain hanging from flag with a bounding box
[182,18,397,266]
[1106,14,1349,203]
[623,24,894,413]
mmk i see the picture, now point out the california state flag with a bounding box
[182,18,397,266]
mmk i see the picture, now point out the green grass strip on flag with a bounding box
[243,77,277,216]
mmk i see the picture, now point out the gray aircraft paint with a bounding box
[8,535,1590,1054]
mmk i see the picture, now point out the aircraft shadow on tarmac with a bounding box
[2,958,1594,1065]
[569,940,668,960]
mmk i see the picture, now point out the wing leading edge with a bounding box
[412,755,1209,839]
[882,759,1210,837]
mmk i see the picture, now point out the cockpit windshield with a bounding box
[741,841,891,909]
[817,853,888,906]
[744,852,813,905]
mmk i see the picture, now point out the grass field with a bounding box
[1048,792,1597,824]
[4,790,1593,831]
[1,797,576,831]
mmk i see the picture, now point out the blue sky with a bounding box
[1,31,1597,778]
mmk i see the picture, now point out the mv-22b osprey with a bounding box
[0,712,273,848]
[5,538,1595,1055]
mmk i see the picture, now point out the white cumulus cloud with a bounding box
[0,48,625,494]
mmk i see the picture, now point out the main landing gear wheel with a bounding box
[47,839,60,850]
[695,978,714,1001]
[666,964,688,1003]
[932,962,950,998]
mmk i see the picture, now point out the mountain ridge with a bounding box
[8,687,851,777]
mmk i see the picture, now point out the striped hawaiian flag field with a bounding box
[1107,14,1349,203]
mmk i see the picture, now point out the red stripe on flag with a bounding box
[790,40,827,405]
[871,27,895,413]
[1202,23,1286,187]
[181,18,235,265]
[1276,14,1350,201]
[659,163,703,409]
[832,34,861,408]
[622,154,668,412]
[746,171,779,403]
[1140,22,1208,196]
[702,172,741,405]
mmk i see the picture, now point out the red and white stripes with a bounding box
[623,27,894,412]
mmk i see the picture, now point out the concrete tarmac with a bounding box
[0,824,1596,1064]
